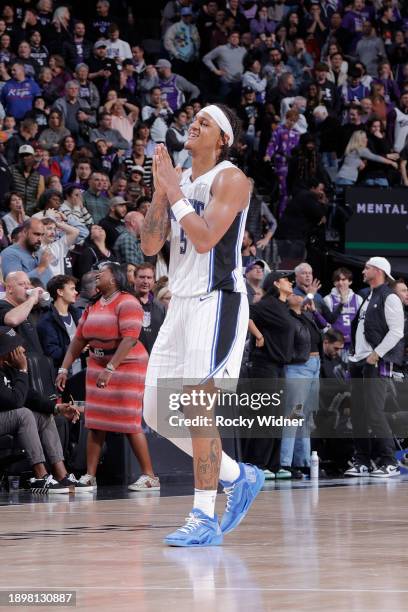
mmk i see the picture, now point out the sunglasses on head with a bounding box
[93,261,121,271]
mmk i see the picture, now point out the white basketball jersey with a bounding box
[168,160,248,298]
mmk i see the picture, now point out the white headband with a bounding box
[197,105,234,147]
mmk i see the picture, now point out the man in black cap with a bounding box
[99,196,127,250]
[88,40,119,96]
[0,327,92,493]
[245,259,265,304]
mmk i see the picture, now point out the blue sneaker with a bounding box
[220,463,265,534]
[164,509,223,547]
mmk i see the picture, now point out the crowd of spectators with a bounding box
[1,0,408,491]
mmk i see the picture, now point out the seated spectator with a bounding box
[83,171,110,223]
[122,139,153,188]
[38,275,83,373]
[5,118,39,165]
[0,326,88,493]
[0,61,41,121]
[134,263,166,354]
[114,211,144,266]
[374,60,400,104]
[16,40,41,79]
[39,217,79,277]
[287,38,314,88]
[92,139,120,178]
[264,47,292,91]
[1,221,53,285]
[117,61,140,105]
[135,123,155,157]
[10,145,45,215]
[156,284,172,311]
[73,224,115,279]
[75,270,97,313]
[90,112,129,152]
[109,100,139,143]
[1,192,30,240]
[127,167,147,199]
[356,21,386,78]
[242,57,267,104]
[32,189,63,219]
[48,55,73,99]
[99,196,127,250]
[327,51,348,88]
[60,185,92,242]
[50,135,77,185]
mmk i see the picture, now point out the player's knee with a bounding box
[143,386,158,432]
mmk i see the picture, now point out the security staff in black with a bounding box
[346,257,404,478]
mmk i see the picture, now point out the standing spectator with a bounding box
[149,59,201,112]
[56,262,160,492]
[10,145,45,215]
[324,268,363,358]
[142,86,174,143]
[105,23,132,62]
[90,0,113,39]
[374,60,400,105]
[62,21,93,71]
[53,80,96,141]
[279,293,321,479]
[88,40,119,97]
[74,64,100,114]
[335,130,397,187]
[346,257,404,478]
[356,21,386,77]
[203,31,246,101]
[0,62,41,121]
[114,211,144,266]
[133,263,166,354]
[37,275,83,373]
[99,196,127,250]
[1,220,53,285]
[242,58,267,103]
[264,109,300,216]
[245,260,265,305]
[83,172,110,223]
[29,30,49,68]
[165,108,190,168]
[243,271,295,477]
[164,7,200,81]
[2,192,30,239]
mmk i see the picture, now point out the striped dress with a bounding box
[76,292,148,433]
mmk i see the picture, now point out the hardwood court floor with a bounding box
[1,479,408,611]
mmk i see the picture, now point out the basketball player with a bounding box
[141,104,265,547]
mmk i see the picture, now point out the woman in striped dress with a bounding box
[56,262,159,491]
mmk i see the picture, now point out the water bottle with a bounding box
[310,450,319,480]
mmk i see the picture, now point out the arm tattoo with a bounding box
[194,439,221,490]
[141,201,170,242]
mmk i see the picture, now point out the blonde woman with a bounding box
[336,130,398,186]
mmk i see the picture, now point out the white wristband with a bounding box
[171,198,195,223]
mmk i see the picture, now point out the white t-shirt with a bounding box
[42,235,70,277]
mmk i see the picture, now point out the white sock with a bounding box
[219,454,240,483]
[193,489,217,518]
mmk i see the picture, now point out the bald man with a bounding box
[0,272,47,354]
[113,210,145,266]
[1,219,53,285]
